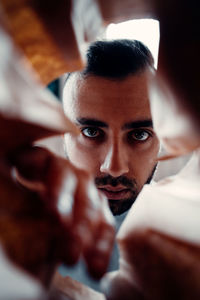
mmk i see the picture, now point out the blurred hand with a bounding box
[0,146,115,286]
[102,229,200,300]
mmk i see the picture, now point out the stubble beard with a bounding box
[95,164,157,216]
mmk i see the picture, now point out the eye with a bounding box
[81,127,101,138]
[129,129,151,142]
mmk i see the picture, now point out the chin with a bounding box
[108,197,136,216]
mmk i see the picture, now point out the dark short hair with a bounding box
[83,39,154,79]
[65,39,154,83]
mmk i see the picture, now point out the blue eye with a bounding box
[130,130,150,141]
[81,127,100,138]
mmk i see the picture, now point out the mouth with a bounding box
[98,187,131,200]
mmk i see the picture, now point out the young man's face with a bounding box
[63,72,160,215]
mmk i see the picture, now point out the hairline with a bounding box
[64,64,154,89]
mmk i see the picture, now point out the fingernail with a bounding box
[88,255,108,279]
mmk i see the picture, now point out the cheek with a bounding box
[139,135,160,161]
[130,139,160,186]
[64,135,99,172]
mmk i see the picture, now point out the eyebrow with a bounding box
[76,118,153,130]
[76,118,108,128]
[122,120,153,130]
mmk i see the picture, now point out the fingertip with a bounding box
[100,271,118,300]
[62,243,81,266]
[8,145,51,181]
[60,231,83,266]
[87,254,109,280]
[84,237,114,280]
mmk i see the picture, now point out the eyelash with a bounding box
[81,127,104,139]
[127,129,153,142]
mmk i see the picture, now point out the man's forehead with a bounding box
[63,71,152,119]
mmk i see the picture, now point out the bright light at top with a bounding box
[106,19,160,68]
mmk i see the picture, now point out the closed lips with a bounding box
[98,187,131,200]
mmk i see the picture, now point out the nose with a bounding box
[100,141,129,177]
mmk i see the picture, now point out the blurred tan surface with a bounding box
[0,0,84,84]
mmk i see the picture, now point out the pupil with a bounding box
[134,131,146,140]
[136,132,143,138]
[88,128,97,136]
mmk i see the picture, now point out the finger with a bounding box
[56,170,106,268]
[85,224,115,279]
[8,145,82,263]
[9,145,76,214]
[8,146,52,182]
[45,162,95,265]
[101,271,141,300]
[56,224,82,266]
[53,176,98,266]
[84,197,115,279]
[71,171,101,247]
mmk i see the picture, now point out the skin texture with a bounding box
[63,71,160,215]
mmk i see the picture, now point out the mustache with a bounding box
[95,175,136,189]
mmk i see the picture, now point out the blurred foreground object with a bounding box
[0,24,77,154]
[0,0,105,85]
[102,151,200,300]
[152,0,200,156]
[0,0,84,84]
[0,7,115,297]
